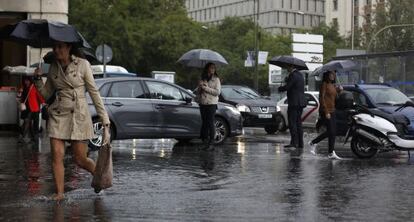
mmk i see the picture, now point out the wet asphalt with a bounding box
[1,128,414,221]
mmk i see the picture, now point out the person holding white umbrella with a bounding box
[178,49,226,151]
[194,63,221,151]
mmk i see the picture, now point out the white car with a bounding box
[275,91,320,131]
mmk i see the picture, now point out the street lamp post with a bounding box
[253,0,259,91]
[367,24,414,52]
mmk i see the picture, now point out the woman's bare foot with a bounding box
[51,193,65,201]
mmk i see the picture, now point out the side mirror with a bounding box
[184,97,193,104]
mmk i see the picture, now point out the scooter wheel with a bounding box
[351,135,378,158]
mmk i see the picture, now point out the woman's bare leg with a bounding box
[71,141,95,175]
[50,138,65,200]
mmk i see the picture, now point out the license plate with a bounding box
[258,114,272,119]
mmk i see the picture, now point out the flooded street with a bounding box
[1,129,414,221]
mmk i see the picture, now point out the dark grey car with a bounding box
[88,77,243,149]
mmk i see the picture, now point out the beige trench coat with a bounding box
[34,55,110,140]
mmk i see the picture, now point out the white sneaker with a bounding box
[328,151,342,160]
[308,141,317,155]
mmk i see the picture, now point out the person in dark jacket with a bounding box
[278,65,306,148]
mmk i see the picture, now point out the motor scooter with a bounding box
[344,100,414,158]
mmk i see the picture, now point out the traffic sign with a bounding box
[95,44,113,64]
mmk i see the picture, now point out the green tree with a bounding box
[366,0,414,52]
[304,21,346,62]
[69,1,292,94]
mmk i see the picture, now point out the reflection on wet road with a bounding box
[1,130,414,221]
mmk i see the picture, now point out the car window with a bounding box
[99,83,111,97]
[365,88,410,106]
[146,81,184,101]
[305,93,317,106]
[351,91,368,106]
[108,81,145,98]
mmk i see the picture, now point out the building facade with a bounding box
[185,0,326,35]
[0,0,68,72]
[325,0,377,37]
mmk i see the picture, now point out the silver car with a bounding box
[276,91,320,131]
[87,77,243,149]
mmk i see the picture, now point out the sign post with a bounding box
[291,33,324,71]
[95,44,113,78]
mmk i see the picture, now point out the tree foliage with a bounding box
[69,0,305,94]
[365,0,414,52]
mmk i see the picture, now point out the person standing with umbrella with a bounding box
[33,41,110,200]
[194,63,221,151]
[308,70,343,159]
[269,56,307,149]
[178,49,227,151]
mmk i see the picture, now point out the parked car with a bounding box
[93,72,137,79]
[336,84,414,136]
[91,65,129,74]
[87,78,243,149]
[276,91,320,131]
[219,85,281,134]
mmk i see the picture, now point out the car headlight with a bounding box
[236,104,251,112]
[224,105,241,115]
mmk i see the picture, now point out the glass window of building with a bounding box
[285,12,289,25]
[302,14,305,26]
[293,13,296,26]
[276,11,280,24]
[333,0,338,11]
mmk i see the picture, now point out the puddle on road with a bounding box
[1,135,414,221]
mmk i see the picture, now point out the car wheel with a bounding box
[214,117,228,144]
[264,125,278,134]
[89,119,115,151]
[275,114,287,132]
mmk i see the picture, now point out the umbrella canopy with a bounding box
[311,60,357,77]
[177,49,228,68]
[0,19,90,48]
[268,55,308,70]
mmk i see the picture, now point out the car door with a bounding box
[144,80,201,137]
[106,80,158,138]
[301,93,319,127]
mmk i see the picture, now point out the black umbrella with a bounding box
[0,19,90,48]
[268,55,308,70]
[311,60,357,77]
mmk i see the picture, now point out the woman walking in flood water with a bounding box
[34,41,110,200]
